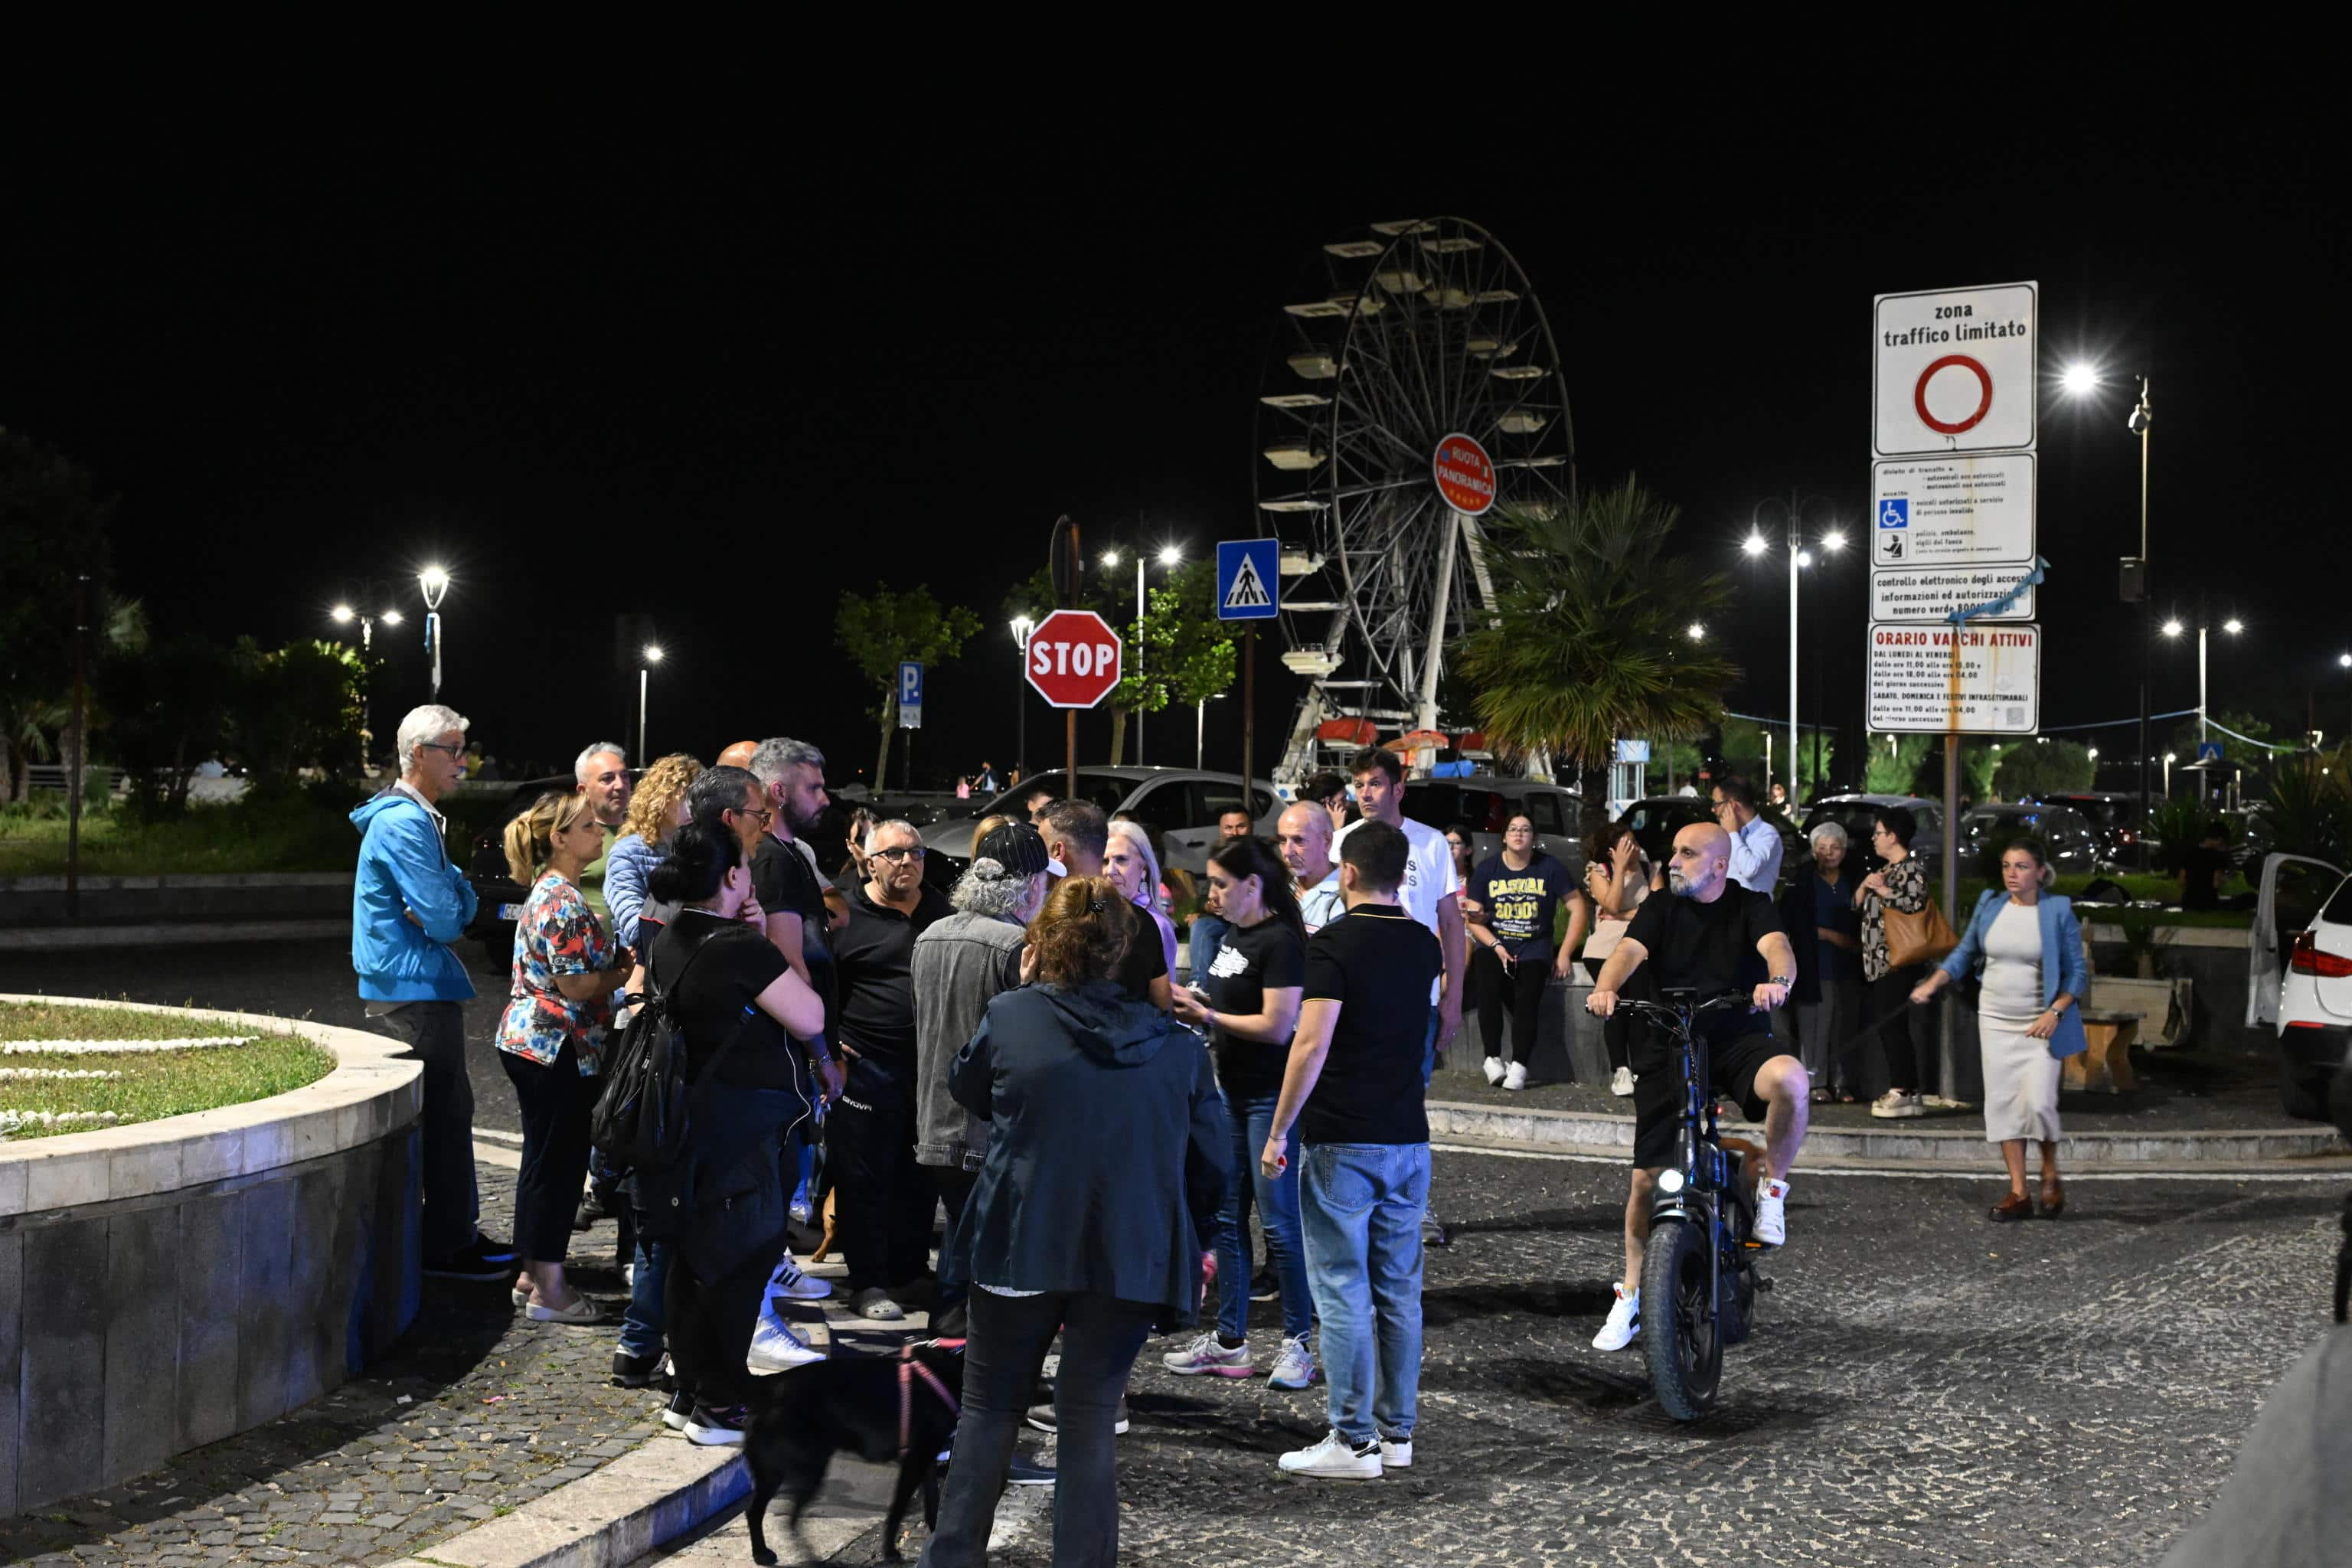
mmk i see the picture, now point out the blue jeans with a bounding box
[1189,915,1227,987]
[1423,1007,1438,1086]
[1217,1089,1313,1342]
[619,1235,671,1361]
[1300,1142,1429,1444]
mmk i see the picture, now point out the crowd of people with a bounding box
[351,705,2097,1561]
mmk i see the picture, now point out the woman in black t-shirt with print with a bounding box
[1169,838,1315,1391]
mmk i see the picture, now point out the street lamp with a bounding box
[417,564,452,701]
[1009,615,1037,776]
[2163,608,2242,797]
[328,597,404,772]
[1746,492,1843,803]
[1109,542,1185,765]
[2064,366,2156,822]
[1196,691,1227,768]
[638,645,664,763]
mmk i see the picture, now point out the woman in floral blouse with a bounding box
[498,790,632,1322]
[1858,805,1936,1121]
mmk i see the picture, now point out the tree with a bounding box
[1864,733,1932,795]
[835,583,983,788]
[1719,715,1834,806]
[1103,559,1237,765]
[94,635,236,816]
[1992,738,2096,800]
[227,638,367,786]
[1455,479,1740,799]
[0,430,114,803]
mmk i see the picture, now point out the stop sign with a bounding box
[1024,609,1124,709]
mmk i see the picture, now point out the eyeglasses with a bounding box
[416,741,465,757]
[728,803,774,826]
[872,845,926,863]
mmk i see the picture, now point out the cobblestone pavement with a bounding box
[786,1152,2340,1568]
[0,1161,666,1567]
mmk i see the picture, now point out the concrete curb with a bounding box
[0,918,348,951]
[1426,1096,2350,1168]
[382,1436,748,1568]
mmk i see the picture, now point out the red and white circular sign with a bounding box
[1913,354,1994,436]
[1024,609,1124,710]
[1432,433,1496,515]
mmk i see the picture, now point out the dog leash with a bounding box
[899,1339,964,1461]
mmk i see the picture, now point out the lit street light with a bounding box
[2060,362,2101,397]
[1009,615,1037,776]
[1687,622,1706,641]
[2063,364,2157,828]
[418,565,452,701]
[1745,492,1844,803]
[1109,541,1185,764]
[638,645,664,763]
[1196,691,1227,768]
[328,595,404,772]
[2161,609,2242,797]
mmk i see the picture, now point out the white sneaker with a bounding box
[1161,1331,1253,1377]
[1753,1178,1788,1247]
[1592,1283,1641,1351]
[1379,1437,1413,1469]
[746,1312,823,1374]
[1278,1429,1382,1479]
[1870,1090,1926,1119]
[1502,1060,1527,1091]
[769,1254,831,1302]
[1268,1334,1317,1390]
[1482,1056,1506,1085]
[1610,1066,1636,1098]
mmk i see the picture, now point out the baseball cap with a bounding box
[975,820,1057,879]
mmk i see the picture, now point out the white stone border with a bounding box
[0,994,422,1219]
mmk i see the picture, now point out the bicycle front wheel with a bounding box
[1641,1214,1721,1420]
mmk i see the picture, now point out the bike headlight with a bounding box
[1657,1168,1686,1195]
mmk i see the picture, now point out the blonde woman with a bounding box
[497,791,632,1323]
[606,753,704,956]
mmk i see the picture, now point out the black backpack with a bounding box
[590,933,753,1177]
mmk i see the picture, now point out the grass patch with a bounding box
[0,1001,335,1139]
[0,795,362,877]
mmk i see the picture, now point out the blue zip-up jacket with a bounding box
[604,831,663,952]
[351,787,479,1003]
[1936,890,2090,1059]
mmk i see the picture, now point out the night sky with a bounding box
[6,99,2337,791]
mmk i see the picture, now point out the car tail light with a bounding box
[2289,930,2352,978]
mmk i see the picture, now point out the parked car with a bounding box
[915,766,1281,888]
[1802,793,1946,874]
[1958,802,2105,874]
[1400,776,1585,884]
[2028,791,2153,867]
[1615,796,1810,887]
[2250,851,2352,1119]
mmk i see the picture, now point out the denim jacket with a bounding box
[1936,890,2092,1059]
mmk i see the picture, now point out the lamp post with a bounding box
[330,597,404,773]
[1009,615,1036,776]
[1196,691,1227,769]
[2161,609,2242,802]
[418,564,451,701]
[1743,496,1844,804]
[638,645,663,763]
[2063,365,2155,820]
[1102,544,1185,765]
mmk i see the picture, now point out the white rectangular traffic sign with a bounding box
[1873,282,2037,457]
[1871,452,2035,567]
[1868,564,2037,623]
[1866,622,2040,734]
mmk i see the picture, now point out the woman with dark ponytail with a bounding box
[1168,836,1315,1390]
[641,821,828,1446]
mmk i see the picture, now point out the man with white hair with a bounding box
[576,742,632,829]
[829,818,954,1321]
[911,819,1056,1332]
[351,704,513,1281]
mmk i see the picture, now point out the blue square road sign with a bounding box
[1217,539,1281,621]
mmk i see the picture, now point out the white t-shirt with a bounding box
[1332,814,1459,1002]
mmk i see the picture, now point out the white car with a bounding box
[2248,851,2352,1119]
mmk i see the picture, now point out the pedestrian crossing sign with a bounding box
[1217,539,1281,621]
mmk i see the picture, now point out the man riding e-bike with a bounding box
[1584,822,1811,1351]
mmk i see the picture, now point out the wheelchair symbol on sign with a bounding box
[1880,499,1909,529]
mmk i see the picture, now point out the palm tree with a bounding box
[1455,478,1740,793]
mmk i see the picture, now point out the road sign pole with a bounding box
[1241,626,1256,799]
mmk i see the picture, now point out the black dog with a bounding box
[743,1340,965,1566]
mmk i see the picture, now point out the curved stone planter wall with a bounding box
[0,995,423,1516]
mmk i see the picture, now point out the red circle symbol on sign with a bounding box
[1024,609,1125,710]
[1913,354,1994,436]
[1431,433,1497,515]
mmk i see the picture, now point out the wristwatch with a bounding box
[1768,975,1795,988]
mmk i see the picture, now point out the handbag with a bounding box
[1883,898,1958,970]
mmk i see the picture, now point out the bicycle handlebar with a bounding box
[1607,992,1759,1031]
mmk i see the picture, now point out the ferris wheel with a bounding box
[1253,216,1576,782]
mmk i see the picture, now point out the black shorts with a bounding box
[1631,1028,1787,1169]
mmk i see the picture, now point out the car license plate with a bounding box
[497,903,524,921]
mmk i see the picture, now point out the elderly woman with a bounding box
[1781,820,1864,1102]
[1859,806,1937,1119]
[1913,838,2087,1220]
[1107,817,1181,981]
[496,790,632,1324]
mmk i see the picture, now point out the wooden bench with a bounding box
[2065,1008,2142,1093]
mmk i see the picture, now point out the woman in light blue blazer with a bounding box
[1912,836,2088,1221]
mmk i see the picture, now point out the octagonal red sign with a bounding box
[1024,609,1124,709]
[1432,433,1496,514]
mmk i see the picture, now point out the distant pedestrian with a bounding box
[920,876,1229,1568]
[1782,820,1864,1102]
[495,789,632,1323]
[1302,769,1355,838]
[1912,837,2086,1220]
[955,775,972,799]
[351,704,514,1282]
[1024,786,1056,824]
[974,760,999,794]
[1264,818,1443,1480]
[1712,775,1784,895]
[1582,821,1660,1098]
[1860,806,1939,1119]
[1466,813,1585,1091]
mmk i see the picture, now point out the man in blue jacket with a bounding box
[352,704,512,1281]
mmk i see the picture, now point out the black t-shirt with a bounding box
[1622,887,1783,1045]
[1299,906,1442,1145]
[1205,917,1307,1098]
[753,835,835,1025]
[1113,901,1169,1003]
[830,880,952,1068]
[646,912,811,1096]
[1468,852,1573,958]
